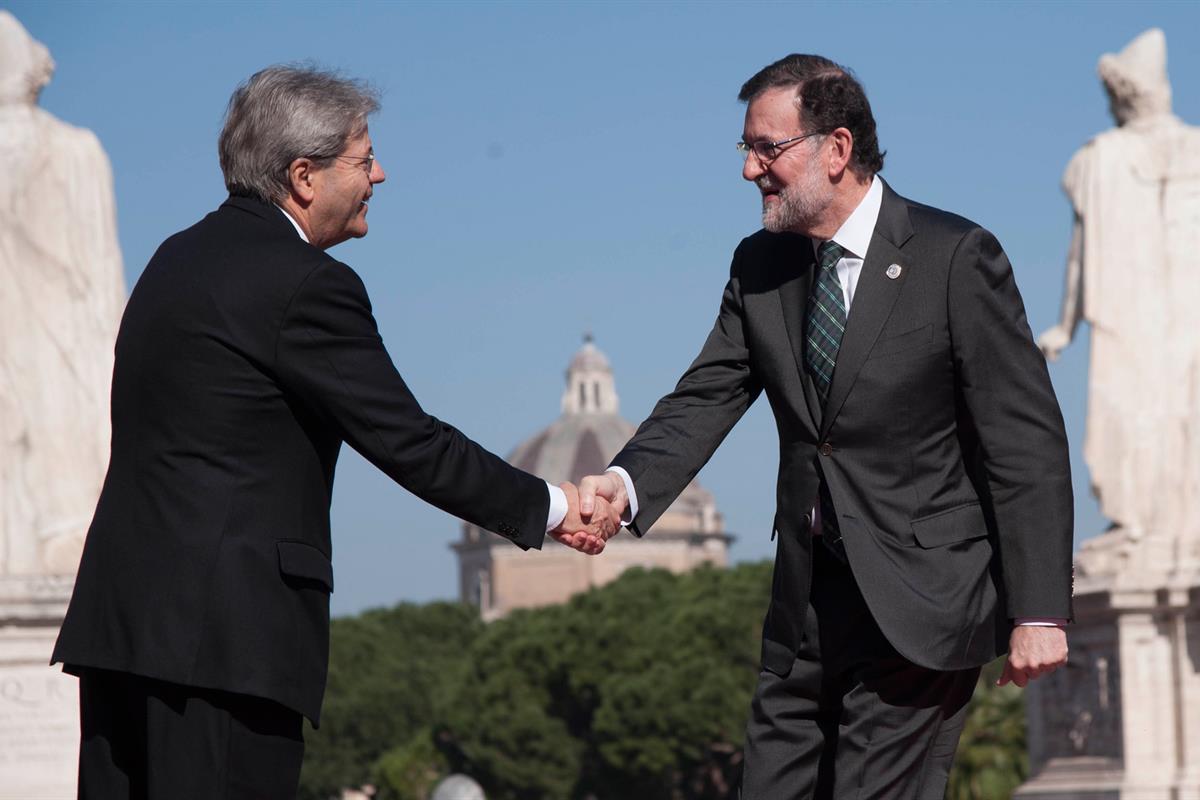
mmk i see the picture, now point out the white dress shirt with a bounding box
[275,205,568,533]
[820,173,883,312]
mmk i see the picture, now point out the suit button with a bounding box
[820,442,833,456]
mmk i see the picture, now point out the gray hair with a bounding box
[218,64,380,203]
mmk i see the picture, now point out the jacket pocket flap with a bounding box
[910,503,988,549]
[277,541,334,592]
[761,637,795,677]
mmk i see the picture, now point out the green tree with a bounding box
[946,658,1028,800]
[298,602,484,800]
[437,563,771,800]
[372,729,449,800]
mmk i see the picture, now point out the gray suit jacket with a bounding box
[612,180,1073,675]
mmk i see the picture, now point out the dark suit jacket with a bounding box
[612,180,1073,675]
[53,196,549,724]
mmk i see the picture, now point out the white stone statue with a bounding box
[1039,28,1200,576]
[0,12,125,576]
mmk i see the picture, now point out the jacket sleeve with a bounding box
[612,245,762,535]
[273,259,549,550]
[948,227,1074,618]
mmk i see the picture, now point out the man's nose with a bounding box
[742,154,764,182]
[371,159,386,184]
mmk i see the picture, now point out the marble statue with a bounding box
[1020,30,1200,800]
[0,11,125,577]
[1039,28,1200,575]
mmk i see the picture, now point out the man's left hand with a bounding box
[997,626,1068,687]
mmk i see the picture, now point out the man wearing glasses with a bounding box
[52,65,617,797]
[581,53,1072,798]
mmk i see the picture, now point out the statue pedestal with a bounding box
[1017,543,1200,800]
[0,575,77,800]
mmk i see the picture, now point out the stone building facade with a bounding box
[452,337,732,620]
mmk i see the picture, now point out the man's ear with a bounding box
[287,157,317,205]
[826,128,854,180]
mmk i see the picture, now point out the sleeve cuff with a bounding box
[545,482,567,533]
[1014,618,1068,627]
[606,466,638,524]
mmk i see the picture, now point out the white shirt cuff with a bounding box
[1014,618,1068,627]
[605,466,638,524]
[545,482,567,533]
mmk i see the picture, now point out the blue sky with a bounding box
[12,1,1199,616]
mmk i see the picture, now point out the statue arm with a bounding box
[1037,213,1084,361]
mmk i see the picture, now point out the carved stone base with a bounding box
[0,574,77,799]
[1015,757,1121,800]
[0,574,73,622]
[1017,569,1200,799]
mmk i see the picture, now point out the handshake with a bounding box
[547,473,630,555]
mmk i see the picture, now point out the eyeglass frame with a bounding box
[736,131,824,163]
[333,150,376,175]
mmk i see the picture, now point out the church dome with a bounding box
[505,335,722,535]
[509,334,630,483]
[509,413,635,487]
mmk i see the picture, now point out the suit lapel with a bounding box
[775,236,824,436]
[820,182,914,438]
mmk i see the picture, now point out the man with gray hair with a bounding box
[51,65,616,797]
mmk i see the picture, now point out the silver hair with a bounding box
[218,64,380,203]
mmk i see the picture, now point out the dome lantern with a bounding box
[561,333,619,416]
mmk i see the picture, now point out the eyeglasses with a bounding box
[736,132,823,162]
[334,151,375,175]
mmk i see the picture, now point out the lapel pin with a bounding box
[886,264,903,280]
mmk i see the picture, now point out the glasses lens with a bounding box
[753,142,776,161]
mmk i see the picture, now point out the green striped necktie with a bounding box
[805,240,847,402]
[805,240,849,561]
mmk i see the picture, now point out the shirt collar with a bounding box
[275,204,309,243]
[816,175,882,260]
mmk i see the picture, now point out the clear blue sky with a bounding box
[12,1,1199,616]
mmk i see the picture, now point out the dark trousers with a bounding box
[75,667,305,800]
[741,544,980,800]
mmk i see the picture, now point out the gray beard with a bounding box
[759,176,831,234]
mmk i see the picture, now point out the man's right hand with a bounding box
[550,481,619,555]
[579,472,629,521]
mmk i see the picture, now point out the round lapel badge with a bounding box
[886,264,903,280]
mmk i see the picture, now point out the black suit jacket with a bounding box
[53,196,549,723]
[612,181,1073,675]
